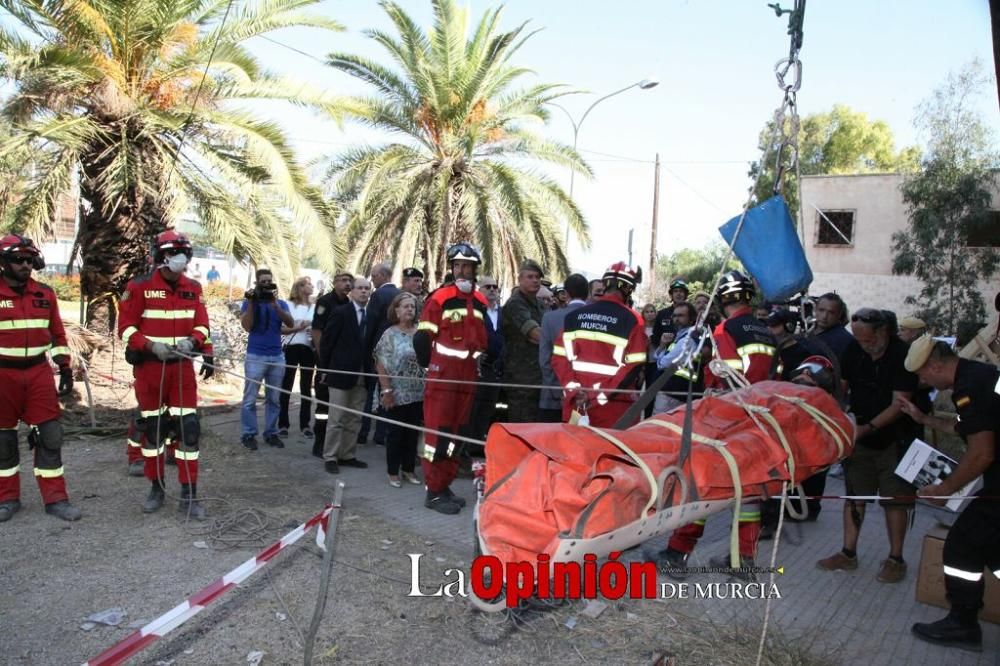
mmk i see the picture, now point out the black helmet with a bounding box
[716,270,754,305]
[669,278,689,294]
[446,241,482,265]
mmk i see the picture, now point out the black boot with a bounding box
[912,609,982,652]
[178,484,207,521]
[425,490,461,515]
[142,484,165,513]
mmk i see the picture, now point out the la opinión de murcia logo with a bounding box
[407,552,782,606]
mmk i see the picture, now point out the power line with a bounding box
[258,35,327,64]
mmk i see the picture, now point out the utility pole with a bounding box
[627,228,634,266]
[649,152,661,291]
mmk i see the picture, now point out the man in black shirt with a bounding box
[902,336,999,653]
[817,308,919,584]
[309,271,353,457]
[650,279,690,350]
[812,292,853,362]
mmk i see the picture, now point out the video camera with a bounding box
[245,283,279,302]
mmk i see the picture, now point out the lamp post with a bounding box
[550,78,660,247]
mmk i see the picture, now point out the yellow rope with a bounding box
[582,425,659,518]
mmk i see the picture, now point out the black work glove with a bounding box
[58,366,74,396]
[200,355,215,380]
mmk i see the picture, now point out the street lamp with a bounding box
[549,78,659,246]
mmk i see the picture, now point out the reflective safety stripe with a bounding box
[737,343,776,356]
[0,319,49,330]
[724,359,743,369]
[142,445,166,457]
[50,346,70,357]
[553,345,566,357]
[943,566,983,582]
[140,408,164,418]
[422,443,437,461]
[995,375,1000,397]
[563,329,628,348]
[472,351,482,359]
[143,309,196,319]
[121,326,139,343]
[738,511,761,521]
[994,568,1000,579]
[0,345,49,357]
[127,439,142,448]
[676,367,694,381]
[596,392,608,406]
[434,343,470,359]
[472,310,484,320]
[174,450,199,461]
[169,407,198,416]
[0,465,19,477]
[442,308,483,321]
[145,335,184,344]
[570,360,619,376]
[33,466,64,478]
[624,352,647,364]
[417,321,438,334]
[314,413,328,421]
[193,326,210,338]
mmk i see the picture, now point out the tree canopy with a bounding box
[748,104,921,217]
[0,0,348,327]
[891,60,1000,342]
[322,0,591,284]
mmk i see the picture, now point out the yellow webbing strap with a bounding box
[582,425,659,518]
[775,394,850,459]
[645,420,743,567]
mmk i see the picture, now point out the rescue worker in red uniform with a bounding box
[118,231,213,520]
[0,234,81,522]
[551,262,648,428]
[125,416,177,476]
[413,243,490,515]
[659,270,777,577]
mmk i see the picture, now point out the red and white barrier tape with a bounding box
[84,503,339,666]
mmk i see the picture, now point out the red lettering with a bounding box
[470,556,503,601]
[583,554,598,598]
[505,561,534,608]
[552,561,581,599]
[536,554,550,599]
[628,560,659,599]
[599,552,628,600]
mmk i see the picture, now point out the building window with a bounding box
[815,210,855,246]
[966,211,1000,248]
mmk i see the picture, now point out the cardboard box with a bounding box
[895,438,982,512]
[916,525,1000,625]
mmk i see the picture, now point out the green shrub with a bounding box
[43,273,81,301]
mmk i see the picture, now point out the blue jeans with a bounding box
[242,353,285,439]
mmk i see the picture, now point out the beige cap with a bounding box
[904,333,935,372]
[899,316,926,330]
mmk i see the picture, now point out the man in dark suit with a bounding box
[358,263,398,446]
[538,273,589,422]
[319,277,373,474]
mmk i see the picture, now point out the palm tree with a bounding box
[0,0,347,330]
[323,0,591,284]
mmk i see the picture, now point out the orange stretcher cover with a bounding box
[478,381,855,568]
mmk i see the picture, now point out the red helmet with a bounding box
[0,234,45,270]
[153,230,193,264]
[602,262,642,290]
[791,355,835,393]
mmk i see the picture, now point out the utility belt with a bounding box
[0,354,47,369]
[124,349,185,366]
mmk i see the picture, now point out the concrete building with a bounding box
[799,172,1000,321]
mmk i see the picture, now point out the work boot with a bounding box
[178,485,207,521]
[817,550,858,571]
[912,612,983,652]
[443,486,467,507]
[657,548,691,581]
[425,490,461,515]
[44,500,82,522]
[128,460,145,477]
[709,554,757,582]
[142,485,165,513]
[0,499,22,522]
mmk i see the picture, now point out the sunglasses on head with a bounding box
[851,311,885,324]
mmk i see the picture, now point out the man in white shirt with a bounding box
[466,276,504,441]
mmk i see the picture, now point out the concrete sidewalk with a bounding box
[206,403,1000,666]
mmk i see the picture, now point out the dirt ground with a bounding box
[0,408,840,666]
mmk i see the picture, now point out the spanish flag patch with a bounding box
[956,395,971,408]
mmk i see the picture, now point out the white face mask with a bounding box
[165,254,189,273]
[455,278,473,294]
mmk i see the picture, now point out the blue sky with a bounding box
[242,0,998,278]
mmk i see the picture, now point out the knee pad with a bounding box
[36,420,63,451]
[179,414,200,448]
[141,416,167,448]
[0,428,18,461]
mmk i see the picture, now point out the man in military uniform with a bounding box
[500,259,546,423]
[310,271,353,457]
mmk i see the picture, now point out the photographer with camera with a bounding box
[239,269,294,450]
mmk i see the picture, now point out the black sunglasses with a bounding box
[6,256,34,266]
[481,284,498,289]
[851,311,885,324]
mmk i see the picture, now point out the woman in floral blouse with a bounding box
[374,292,425,487]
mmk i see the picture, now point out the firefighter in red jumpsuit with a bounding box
[659,270,777,577]
[413,242,490,515]
[551,262,648,428]
[0,234,81,522]
[118,231,213,520]
[125,416,177,476]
